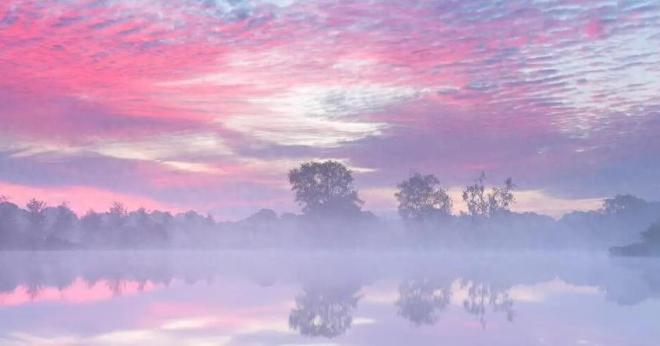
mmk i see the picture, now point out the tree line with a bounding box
[1,160,659,251]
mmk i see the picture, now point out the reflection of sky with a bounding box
[1,0,660,219]
[1,276,659,346]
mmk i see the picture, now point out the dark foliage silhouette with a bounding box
[395,173,452,222]
[601,194,648,215]
[0,164,659,251]
[288,161,363,217]
[462,172,515,218]
[611,221,660,256]
[25,199,47,236]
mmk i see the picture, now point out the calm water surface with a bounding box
[0,251,658,346]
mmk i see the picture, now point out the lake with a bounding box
[0,251,658,346]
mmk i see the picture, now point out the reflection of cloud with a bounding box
[358,282,399,305]
[159,317,217,331]
[508,279,600,303]
[352,317,376,325]
[0,278,159,307]
[2,333,79,346]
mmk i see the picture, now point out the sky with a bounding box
[1,0,659,220]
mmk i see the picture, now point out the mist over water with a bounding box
[0,250,659,346]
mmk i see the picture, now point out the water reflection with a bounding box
[0,251,660,345]
[289,282,361,337]
[396,278,451,326]
[460,280,514,328]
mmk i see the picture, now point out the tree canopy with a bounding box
[395,173,452,221]
[641,221,660,244]
[288,161,363,216]
[601,194,648,215]
[462,172,515,218]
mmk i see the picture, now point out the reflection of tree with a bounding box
[461,280,514,328]
[289,284,361,338]
[26,282,43,300]
[396,278,451,326]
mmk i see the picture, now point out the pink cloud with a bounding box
[586,18,604,39]
[1,0,659,218]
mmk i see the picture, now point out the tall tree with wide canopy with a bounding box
[395,173,452,221]
[288,161,363,216]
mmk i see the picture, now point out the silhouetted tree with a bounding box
[395,173,452,221]
[124,208,170,247]
[462,172,514,218]
[81,210,102,231]
[48,203,77,244]
[80,209,102,246]
[463,172,489,217]
[288,161,363,216]
[641,221,660,244]
[610,220,660,256]
[488,177,515,215]
[289,283,361,338]
[396,278,452,326]
[25,199,47,238]
[107,202,127,229]
[181,210,214,227]
[0,201,20,247]
[601,194,647,215]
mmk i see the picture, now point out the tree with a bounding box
[81,210,102,231]
[488,177,515,215]
[288,161,362,216]
[601,194,647,215]
[641,221,660,244]
[80,210,103,246]
[462,172,515,218]
[462,172,489,217]
[395,173,452,221]
[125,208,170,247]
[26,198,47,234]
[0,201,20,247]
[107,202,127,228]
[49,203,77,243]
